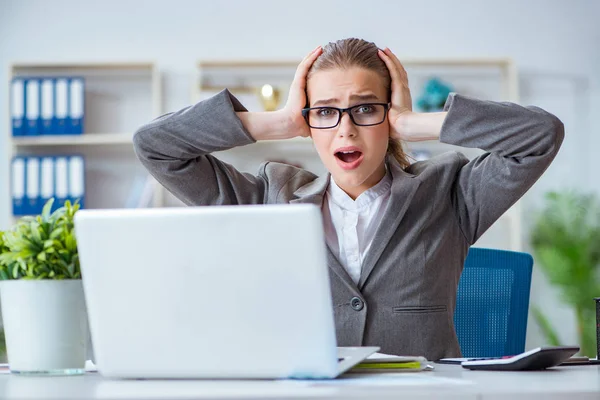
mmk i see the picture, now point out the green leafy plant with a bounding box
[530,190,600,357]
[0,198,81,280]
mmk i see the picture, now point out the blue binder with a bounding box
[40,78,55,135]
[54,78,69,135]
[67,78,84,135]
[25,79,41,136]
[25,157,41,215]
[11,157,26,216]
[54,156,69,208]
[68,155,85,207]
[40,157,55,210]
[11,78,25,137]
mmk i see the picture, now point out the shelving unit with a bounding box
[193,58,523,251]
[12,133,135,147]
[5,61,164,227]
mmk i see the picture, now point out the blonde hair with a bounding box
[307,38,411,170]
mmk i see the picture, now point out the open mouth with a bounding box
[334,149,364,170]
[335,150,363,163]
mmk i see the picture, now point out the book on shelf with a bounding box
[11,155,85,216]
[11,76,85,137]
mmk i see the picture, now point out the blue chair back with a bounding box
[454,247,533,358]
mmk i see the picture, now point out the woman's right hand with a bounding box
[238,46,322,141]
[279,45,323,138]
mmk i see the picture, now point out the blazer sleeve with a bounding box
[133,89,268,206]
[441,93,565,245]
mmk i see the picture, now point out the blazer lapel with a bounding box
[358,157,421,289]
[289,174,329,207]
[290,174,361,295]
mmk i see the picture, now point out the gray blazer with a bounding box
[133,90,564,360]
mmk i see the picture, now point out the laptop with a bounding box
[75,204,379,379]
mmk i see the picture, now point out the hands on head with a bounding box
[282,45,415,141]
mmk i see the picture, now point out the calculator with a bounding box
[461,346,580,371]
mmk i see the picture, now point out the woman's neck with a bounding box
[335,161,387,200]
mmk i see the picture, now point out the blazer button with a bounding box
[350,297,364,311]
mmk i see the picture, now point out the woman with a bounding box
[133,38,564,360]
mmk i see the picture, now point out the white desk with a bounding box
[0,364,598,399]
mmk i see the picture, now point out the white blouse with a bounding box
[321,168,392,285]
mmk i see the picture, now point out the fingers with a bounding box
[287,46,322,109]
[384,48,409,82]
[378,48,403,106]
[378,47,408,86]
[292,46,322,88]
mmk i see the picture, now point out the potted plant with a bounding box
[530,190,600,357]
[0,198,88,374]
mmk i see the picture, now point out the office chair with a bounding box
[454,247,534,358]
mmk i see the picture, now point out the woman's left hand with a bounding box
[378,48,417,141]
[379,47,446,142]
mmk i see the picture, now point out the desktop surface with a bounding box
[0,364,598,400]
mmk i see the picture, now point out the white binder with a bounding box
[68,155,85,206]
[55,157,69,206]
[41,79,55,135]
[11,79,25,136]
[25,79,41,135]
[68,78,84,134]
[11,158,26,215]
[40,157,55,207]
[55,78,69,134]
[26,157,41,214]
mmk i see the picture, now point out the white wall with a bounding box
[1,0,599,351]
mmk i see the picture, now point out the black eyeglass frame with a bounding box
[301,102,391,129]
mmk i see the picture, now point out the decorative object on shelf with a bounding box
[257,84,281,111]
[530,190,600,357]
[416,77,453,112]
[11,76,85,137]
[11,155,85,216]
[0,198,89,375]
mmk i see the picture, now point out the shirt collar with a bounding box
[327,164,392,211]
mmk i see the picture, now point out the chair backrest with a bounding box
[454,247,533,358]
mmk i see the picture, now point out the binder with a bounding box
[11,78,25,137]
[40,157,55,210]
[55,78,69,134]
[55,157,69,208]
[68,78,84,134]
[11,158,26,216]
[68,155,85,208]
[41,79,55,135]
[25,157,41,215]
[25,79,41,136]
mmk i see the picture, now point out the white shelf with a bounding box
[11,134,134,147]
[195,57,522,251]
[197,58,513,69]
[10,61,156,70]
[5,61,164,231]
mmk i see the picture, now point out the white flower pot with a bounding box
[0,280,88,375]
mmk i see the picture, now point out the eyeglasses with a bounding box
[302,103,390,129]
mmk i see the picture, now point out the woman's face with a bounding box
[306,67,389,199]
